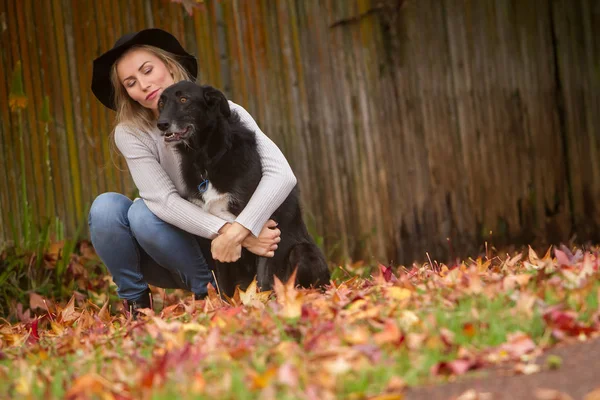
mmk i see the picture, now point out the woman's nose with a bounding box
[138,78,150,91]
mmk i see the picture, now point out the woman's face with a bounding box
[116,48,174,114]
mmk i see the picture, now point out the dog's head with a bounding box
[156,81,231,144]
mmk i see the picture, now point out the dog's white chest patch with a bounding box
[189,183,236,222]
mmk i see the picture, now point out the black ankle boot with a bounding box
[123,288,153,319]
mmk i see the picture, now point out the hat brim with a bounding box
[91,29,198,110]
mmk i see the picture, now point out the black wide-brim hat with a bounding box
[91,28,198,110]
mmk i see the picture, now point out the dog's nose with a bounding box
[157,120,170,131]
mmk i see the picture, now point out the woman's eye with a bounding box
[180,97,187,103]
[144,67,152,74]
[126,81,135,88]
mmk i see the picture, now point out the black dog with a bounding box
[156,81,330,297]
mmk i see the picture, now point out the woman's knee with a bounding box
[127,199,163,240]
[88,192,132,230]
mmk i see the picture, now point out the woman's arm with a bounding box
[114,124,228,239]
[228,101,298,237]
[209,102,296,262]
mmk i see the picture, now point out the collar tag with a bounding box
[198,179,209,193]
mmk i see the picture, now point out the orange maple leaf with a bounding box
[273,268,303,319]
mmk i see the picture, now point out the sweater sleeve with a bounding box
[114,124,227,239]
[229,101,298,236]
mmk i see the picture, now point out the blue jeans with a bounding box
[88,192,216,300]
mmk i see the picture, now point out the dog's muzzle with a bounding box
[162,125,192,143]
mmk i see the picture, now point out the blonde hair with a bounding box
[110,44,193,131]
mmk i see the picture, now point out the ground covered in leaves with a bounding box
[1,244,600,399]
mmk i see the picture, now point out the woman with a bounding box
[89,28,296,315]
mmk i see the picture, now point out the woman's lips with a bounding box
[146,89,160,101]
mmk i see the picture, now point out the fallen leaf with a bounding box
[65,373,114,400]
[368,395,404,400]
[191,372,206,394]
[543,306,597,337]
[502,332,537,358]
[514,362,541,375]
[251,367,277,389]
[463,322,477,338]
[516,292,536,318]
[273,269,303,319]
[385,286,412,301]
[373,320,402,345]
[97,300,111,323]
[584,388,600,400]
[59,295,80,323]
[535,388,574,400]
[454,390,493,400]
[431,359,475,376]
[238,277,272,306]
[277,362,299,388]
[384,376,407,393]
[29,293,47,311]
[555,249,572,266]
[503,274,531,290]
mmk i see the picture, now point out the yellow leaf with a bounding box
[182,322,207,333]
[238,277,272,306]
[251,367,277,389]
[211,315,227,330]
[542,246,554,261]
[476,259,492,273]
[368,395,404,400]
[273,269,302,319]
[1,333,26,347]
[529,246,541,265]
[343,326,370,345]
[97,300,111,323]
[15,375,31,396]
[65,373,114,400]
[191,372,206,394]
[50,321,65,335]
[398,311,419,330]
[503,274,531,291]
[385,287,411,301]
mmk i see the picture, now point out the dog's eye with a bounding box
[158,100,164,109]
[180,97,188,104]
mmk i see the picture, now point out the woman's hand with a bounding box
[242,219,281,257]
[211,222,250,262]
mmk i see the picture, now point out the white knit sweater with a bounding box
[114,101,297,239]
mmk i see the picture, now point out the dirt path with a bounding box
[406,337,600,400]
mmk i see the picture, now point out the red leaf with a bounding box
[27,318,40,344]
[543,306,598,337]
[554,249,571,267]
[431,358,475,376]
[377,263,397,283]
[501,333,536,358]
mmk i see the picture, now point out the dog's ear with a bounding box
[203,86,231,118]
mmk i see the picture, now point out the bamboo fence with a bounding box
[0,0,598,263]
